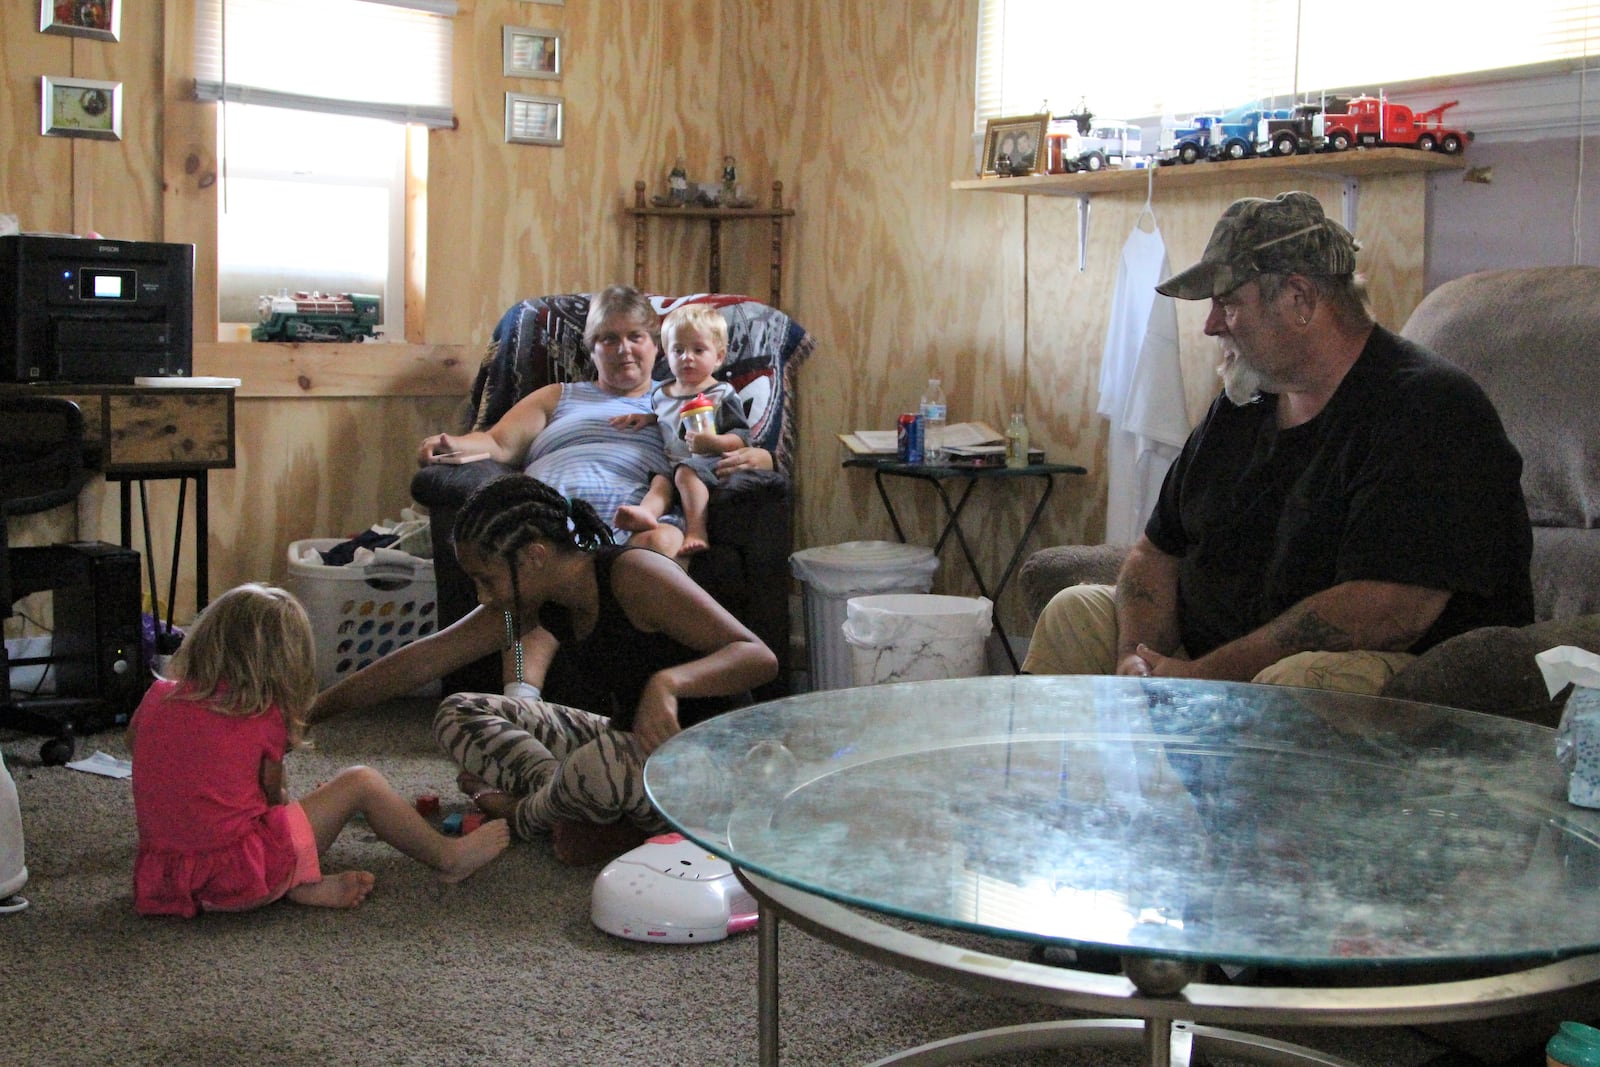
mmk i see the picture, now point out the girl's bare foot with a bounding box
[439,820,512,883]
[614,505,659,533]
[678,532,710,556]
[455,769,490,798]
[287,870,376,908]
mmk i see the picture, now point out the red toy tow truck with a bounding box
[1320,93,1473,154]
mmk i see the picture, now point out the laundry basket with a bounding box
[285,539,439,692]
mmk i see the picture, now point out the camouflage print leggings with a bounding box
[432,693,665,841]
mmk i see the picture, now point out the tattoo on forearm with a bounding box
[1116,576,1157,608]
[1271,610,1354,653]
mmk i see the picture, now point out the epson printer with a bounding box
[0,234,194,383]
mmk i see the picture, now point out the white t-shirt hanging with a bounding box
[1098,223,1190,545]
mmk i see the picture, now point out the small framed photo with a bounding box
[504,25,561,80]
[505,92,562,147]
[40,0,120,41]
[980,113,1051,178]
[41,76,122,141]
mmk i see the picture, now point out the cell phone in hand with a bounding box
[433,450,491,465]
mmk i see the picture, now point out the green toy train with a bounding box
[251,290,381,342]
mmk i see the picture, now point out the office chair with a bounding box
[0,396,110,763]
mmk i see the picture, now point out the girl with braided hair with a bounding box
[308,474,777,865]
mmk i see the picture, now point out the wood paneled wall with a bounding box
[1,0,1428,640]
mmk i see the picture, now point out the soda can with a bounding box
[897,412,924,463]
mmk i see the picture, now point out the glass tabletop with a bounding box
[645,676,1600,971]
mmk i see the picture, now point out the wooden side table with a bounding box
[626,180,795,307]
[0,382,236,614]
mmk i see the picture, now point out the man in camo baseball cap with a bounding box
[1156,190,1360,300]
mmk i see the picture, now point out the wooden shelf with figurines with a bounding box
[626,160,795,307]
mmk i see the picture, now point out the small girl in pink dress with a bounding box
[130,583,509,917]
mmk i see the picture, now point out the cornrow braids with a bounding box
[453,474,615,565]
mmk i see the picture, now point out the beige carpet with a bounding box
[0,698,1461,1066]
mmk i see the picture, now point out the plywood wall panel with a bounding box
[2,0,1436,648]
[427,0,729,343]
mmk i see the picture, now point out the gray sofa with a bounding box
[1019,266,1600,725]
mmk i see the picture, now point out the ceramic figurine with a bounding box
[669,159,689,205]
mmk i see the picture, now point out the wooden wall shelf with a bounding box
[950,147,1466,198]
[627,180,796,307]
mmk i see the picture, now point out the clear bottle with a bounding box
[919,378,947,464]
[1005,408,1030,468]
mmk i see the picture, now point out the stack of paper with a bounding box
[838,421,1004,455]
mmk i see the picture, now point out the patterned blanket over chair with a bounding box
[468,292,815,476]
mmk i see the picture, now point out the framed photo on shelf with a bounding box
[40,75,122,141]
[504,25,561,79]
[980,113,1050,178]
[505,92,563,147]
[40,0,120,41]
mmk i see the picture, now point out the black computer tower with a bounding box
[4,541,146,742]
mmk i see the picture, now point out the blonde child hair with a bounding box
[661,303,728,357]
[165,583,318,743]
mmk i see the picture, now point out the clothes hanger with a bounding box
[1136,163,1158,233]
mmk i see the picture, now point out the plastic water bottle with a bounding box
[920,378,947,464]
[1005,409,1030,468]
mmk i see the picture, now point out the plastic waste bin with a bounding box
[790,541,938,691]
[842,594,993,686]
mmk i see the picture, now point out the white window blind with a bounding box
[976,0,1596,134]
[194,0,457,128]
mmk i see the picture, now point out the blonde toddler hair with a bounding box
[163,582,319,742]
[661,303,728,360]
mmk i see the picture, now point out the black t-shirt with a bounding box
[1145,325,1533,658]
[538,544,743,731]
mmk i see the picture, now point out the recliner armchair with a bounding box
[1019,266,1600,725]
[410,292,813,702]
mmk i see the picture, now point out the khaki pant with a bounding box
[1022,584,1415,694]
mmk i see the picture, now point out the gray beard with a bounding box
[1218,354,1265,406]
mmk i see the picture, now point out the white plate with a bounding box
[133,376,242,389]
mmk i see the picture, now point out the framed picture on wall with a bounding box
[40,1,120,42]
[504,26,561,79]
[980,113,1051,178]
[505,92,563,147]
[40,75,122,141]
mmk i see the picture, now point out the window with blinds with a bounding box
[194,0,456,126]
[975,0,1597,137]
[197,0,457,339]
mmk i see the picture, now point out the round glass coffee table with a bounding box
[644,676,1600,1066]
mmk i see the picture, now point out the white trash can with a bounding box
[790,541,938,691]
[842,594,993,687]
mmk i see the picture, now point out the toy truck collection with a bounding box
[251,290,381,342]
[1045,91,1472,175]
[1158,92,1470,164]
